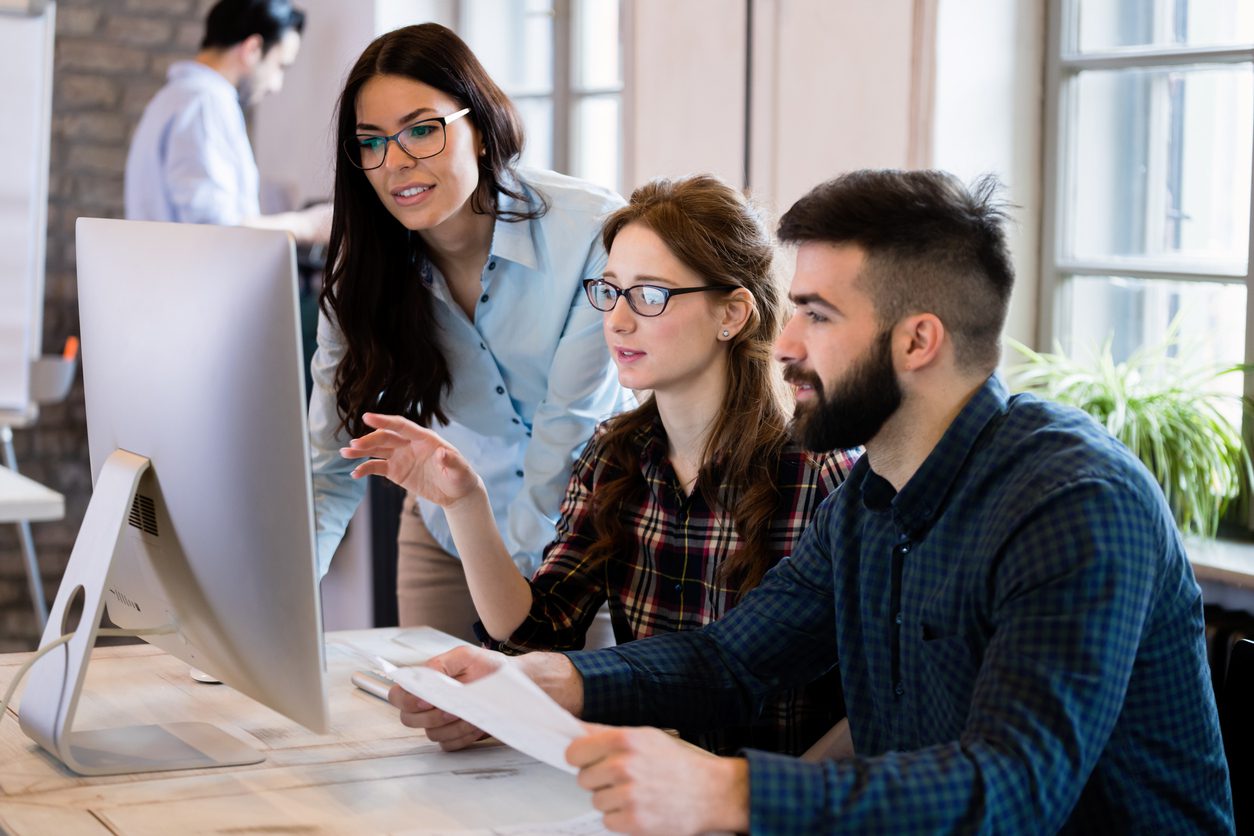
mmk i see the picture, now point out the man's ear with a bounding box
[237,33,265,67]
[895,313,946,373]
[719,288,755,340]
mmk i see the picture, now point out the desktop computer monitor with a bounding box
[20,218,329,776]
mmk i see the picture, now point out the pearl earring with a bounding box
[722,329,730,338]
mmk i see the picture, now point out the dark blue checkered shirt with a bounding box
[569,375,1234,834]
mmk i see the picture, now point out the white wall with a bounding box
[622,0,747,193]
[752,0,917,214]
[933,0,1045,350]
[626,0,921,218]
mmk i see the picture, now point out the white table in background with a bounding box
[0,463,63,627]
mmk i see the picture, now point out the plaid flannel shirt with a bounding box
[569,375,1234,834]
[500,417,860,756]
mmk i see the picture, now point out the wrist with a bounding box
[444,479,489,517]
[704,756,750,833]
[518,652,584,716]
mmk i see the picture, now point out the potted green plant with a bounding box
[1007,322,1253,538]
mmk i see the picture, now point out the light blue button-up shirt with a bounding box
[309,168,630,578]
[124,61,260,225]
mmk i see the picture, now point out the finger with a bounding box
[576,758,623,792]
[348,459,395,480]
[436,727,491,751]
[387,684,433,713]
[398,705,458,730]
[589,783,630,814]
[342,429,410,454]
[424,717,488,746]
[567,727,626,769]
[427,646,487,681]
[363,412,443,443]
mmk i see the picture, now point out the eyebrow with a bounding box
[789,292,839,312]
[599,271,679,286]
[356,106,437,132]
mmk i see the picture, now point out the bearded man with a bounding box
[389,170,1234,836]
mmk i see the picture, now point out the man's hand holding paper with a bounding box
[385,646,587,770]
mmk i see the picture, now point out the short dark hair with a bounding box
[201,0,306,52]
[778,169,1015,372]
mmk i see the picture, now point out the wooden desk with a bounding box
[0,629,601,834]
[0,464,62,524]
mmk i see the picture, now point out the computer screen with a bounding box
[20,218,329,775]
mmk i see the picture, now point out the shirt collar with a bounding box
[487,173,541,271]
[862,373,1009,537]
[167,60,239,98]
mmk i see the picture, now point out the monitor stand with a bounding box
[18,449,264,775]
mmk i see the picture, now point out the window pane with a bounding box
[1065,64,1252,271]
[461,0,553,96]
[514,97,554,171]
[572,95,620,193]
[1077,0,1254,52]
[574,0,621,90]
[1056,275,1246,420]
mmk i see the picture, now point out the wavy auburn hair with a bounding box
[586,175,792,599]
[320,24,546,438]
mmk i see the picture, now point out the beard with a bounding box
[785,328,903,452]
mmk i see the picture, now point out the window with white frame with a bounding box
[1042,0,1254,404]
[460,0,624,194]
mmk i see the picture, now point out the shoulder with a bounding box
[993,394,1158,492]
[518,167,626,219]
[969,393,1173,539]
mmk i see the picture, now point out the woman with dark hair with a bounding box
[309,24,627,641]
[345,174,860,755]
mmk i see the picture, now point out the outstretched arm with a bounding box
[342,413,532,637]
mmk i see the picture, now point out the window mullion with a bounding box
[552,0,572,176]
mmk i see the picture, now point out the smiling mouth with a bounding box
[394,185,432,198]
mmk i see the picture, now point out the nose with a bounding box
[605,293,636,333]
[381,138,414,172]
[774,309,804,365]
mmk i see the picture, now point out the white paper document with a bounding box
[378,658,587,774]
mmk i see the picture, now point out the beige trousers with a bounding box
[396,494,616,649]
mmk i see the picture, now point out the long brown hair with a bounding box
[320,24,547,438]
[586,175,792,599]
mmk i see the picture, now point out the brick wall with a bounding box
[0,0,215,651]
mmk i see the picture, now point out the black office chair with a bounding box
[1221,637,1254,833]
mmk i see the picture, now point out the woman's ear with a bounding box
[718,288,755,340]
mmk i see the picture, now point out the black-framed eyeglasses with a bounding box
[582,277,730,317]
[343,107,472,170]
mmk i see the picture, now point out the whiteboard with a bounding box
[0,0,54,412]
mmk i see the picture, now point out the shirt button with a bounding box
[480,293,490,303]
[512,417,521,425]
[894,681,904,696]
[488,261,496,271]
[894,612,903,625]
[897,543,911,554]
[495,385,505,395]
[674,583,682,592]
[515,469,524,478]
[479,342,486,350]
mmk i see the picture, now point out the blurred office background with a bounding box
[6,0,1254,648]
